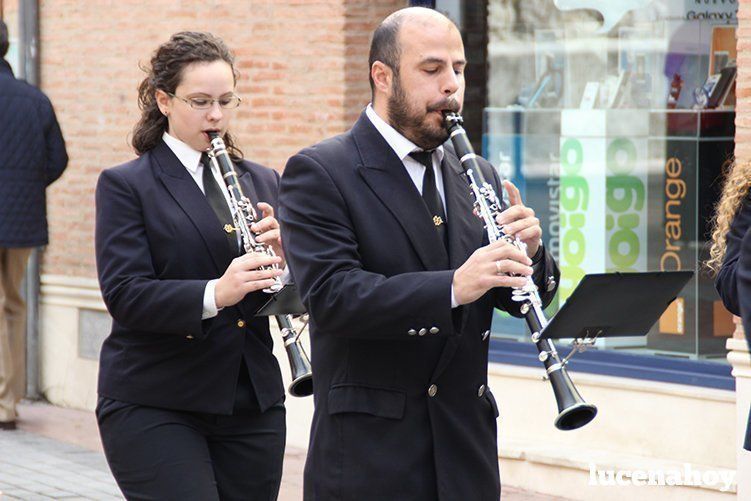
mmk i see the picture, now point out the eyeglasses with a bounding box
[167,92,242,110]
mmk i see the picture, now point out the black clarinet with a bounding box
[207,132,313,397]
[444,112,596,430]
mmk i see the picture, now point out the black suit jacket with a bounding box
[734,222,751,450]
[0,59,68,247]
[279,112,559,500]
[95,140,284,414]
[715,196,751,450]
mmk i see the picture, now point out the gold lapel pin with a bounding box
[433,215,444,227]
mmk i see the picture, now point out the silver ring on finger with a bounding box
[495,260,505,276]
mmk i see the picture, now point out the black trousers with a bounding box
[97,398,286,501]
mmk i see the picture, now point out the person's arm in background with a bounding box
[38,93,68,185]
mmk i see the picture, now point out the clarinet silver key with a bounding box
[207,133,282,293]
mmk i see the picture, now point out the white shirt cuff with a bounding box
[451,284,459,309]
[281,266,292,285]
[202,279,221,320]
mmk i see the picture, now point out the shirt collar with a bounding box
[365,104,444,163]
[162,131,204,173]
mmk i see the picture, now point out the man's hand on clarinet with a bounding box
[252,202,285,268]
[452,239,533,306]
[495,180,542,258]
[214,252,283,308]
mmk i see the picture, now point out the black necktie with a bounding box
[409,150,448,250]
[201,153,237,253]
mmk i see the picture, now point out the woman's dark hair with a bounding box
[132,31,243,159]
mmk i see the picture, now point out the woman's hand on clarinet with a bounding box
[452,239,533,306]
[215,252,283,308]
[252,202,286,268]
[495,180,542,258]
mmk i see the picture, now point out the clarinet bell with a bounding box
[286,340,313,397]
[550,369,597,430]
[555,401,598,431]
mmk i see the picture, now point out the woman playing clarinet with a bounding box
[95,31,286,500]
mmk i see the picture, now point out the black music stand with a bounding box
[540,271,694,343]
[255,283,306,317]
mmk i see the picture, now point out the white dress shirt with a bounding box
[162,132,227,319]
[364,106,544,310]
[365,105,447,206]
[364,106,461,308]
[162,131,234,207]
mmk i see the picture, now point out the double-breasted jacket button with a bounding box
[428,384,438,397]
[429,326,439,334]
[186,335,194,340]
[408,329,417,336]
[418,328,427,336]
[237,319,246,328]
[546,276,556,292]
[482,330,490,341]
[477,384,486,397]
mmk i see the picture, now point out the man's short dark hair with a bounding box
[0,21,9,59]
[368,14,405,96]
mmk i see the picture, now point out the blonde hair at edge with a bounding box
[708,159,751,273]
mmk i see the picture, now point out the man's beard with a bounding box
[387,75,460,150]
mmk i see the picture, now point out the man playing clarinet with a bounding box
[279,7,559,500]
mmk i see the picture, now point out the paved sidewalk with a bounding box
[0,400,565,500]
[0,430,120,500]
[1,400,306,500]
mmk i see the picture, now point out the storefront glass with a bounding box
[443,0,738,361]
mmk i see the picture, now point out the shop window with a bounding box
[436,0,738,370]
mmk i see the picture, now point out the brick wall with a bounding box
[22,2,751,278]
[36,0,404,279]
